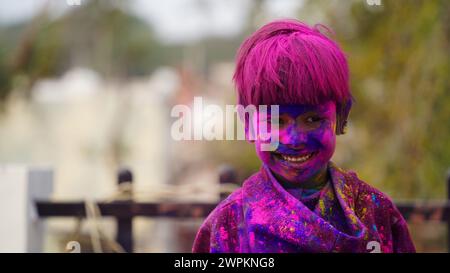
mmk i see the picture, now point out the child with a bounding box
[192,19,415,253]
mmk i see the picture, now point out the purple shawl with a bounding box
[192,162,415,253]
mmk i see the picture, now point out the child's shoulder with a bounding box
[218,187,244,209]
[338,166,397,211]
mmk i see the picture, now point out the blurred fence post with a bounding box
[116,168,133,253]
[0,165,52,252]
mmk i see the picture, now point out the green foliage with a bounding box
[322,0,450,198]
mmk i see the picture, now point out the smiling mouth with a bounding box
[273,152,317,165]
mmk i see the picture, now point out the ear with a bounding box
[336,98,352,135]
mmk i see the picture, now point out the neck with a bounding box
[273,165,329,190]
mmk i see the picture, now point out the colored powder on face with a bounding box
[254,103,337,187]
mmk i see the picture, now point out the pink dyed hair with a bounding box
[233,19,352,134]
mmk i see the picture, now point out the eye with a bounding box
[306,116,323,123]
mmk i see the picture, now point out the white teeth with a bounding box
[280,153,313,163]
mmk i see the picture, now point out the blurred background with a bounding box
[0,0,449,252]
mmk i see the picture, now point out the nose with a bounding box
[280,125,308,150]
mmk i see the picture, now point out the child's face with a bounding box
[253,101,337,185]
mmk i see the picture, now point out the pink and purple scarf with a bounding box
[192,162,415,253]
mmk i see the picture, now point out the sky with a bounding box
[0,0,303,44]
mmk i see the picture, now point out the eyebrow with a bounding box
[279,110,325,117]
